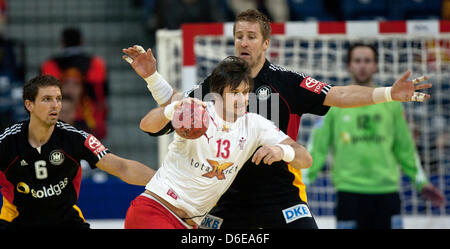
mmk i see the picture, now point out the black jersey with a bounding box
[150,59,332,228]
[0,120,109,228]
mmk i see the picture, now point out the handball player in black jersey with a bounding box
[123,10,431,229]
[0,75,155,229]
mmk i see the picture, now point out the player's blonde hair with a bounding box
[233,9,272,41]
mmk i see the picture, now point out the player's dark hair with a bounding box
[62,27,82,47]
[210,56,253,96]
[23,75,62,114]
[346,43,378,64]
[234,9,272,41]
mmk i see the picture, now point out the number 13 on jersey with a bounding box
[216,139,230,159]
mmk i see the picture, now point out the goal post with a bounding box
[156,20,450,228]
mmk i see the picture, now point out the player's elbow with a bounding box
[140,117,158,133]
[291,151,312,169]
[302,153,313,169]
[139,118,149,132]
[323,87,347,108]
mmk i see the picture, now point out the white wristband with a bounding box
[163,101,179,121]
[276,144,295,163]
[372,87,393,104]
[144,71,174,106]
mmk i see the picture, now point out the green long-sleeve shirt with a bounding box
[306,102,428,194]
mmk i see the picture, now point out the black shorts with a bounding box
[205,200,318,229]
[205,158,318,229]
[336,191,402,229]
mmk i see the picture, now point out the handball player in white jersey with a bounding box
[124,56,312,229]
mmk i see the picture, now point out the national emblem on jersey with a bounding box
[49,150,65,166]
[255,85,272,100]
[202,159,234,180]
[238,137,246,150]
[300,76,330,94]
[84,134,107,157]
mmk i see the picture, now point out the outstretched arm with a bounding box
[96,153,156,186]
[323,71,431,108]
[122,45,178,107]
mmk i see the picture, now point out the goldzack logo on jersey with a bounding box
[17,178,69,198]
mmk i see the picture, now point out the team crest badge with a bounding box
[255,85,272,100]
[238,137,246,150]
[49,150,64,165]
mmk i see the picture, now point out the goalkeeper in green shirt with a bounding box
[305,43,445,229]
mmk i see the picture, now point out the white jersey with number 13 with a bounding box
[146,102,289,224]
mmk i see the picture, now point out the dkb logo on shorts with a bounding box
[199,214,223,229]
[282,204,312,223]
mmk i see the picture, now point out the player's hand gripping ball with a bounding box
[172,99,209,139]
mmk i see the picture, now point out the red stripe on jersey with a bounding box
[3,155,18,174]
[267,84,300,140]
[287,114,301,141]
[268,84,291,113]
[267,83,306,203]
[209,115,218,128]
[61,150,82,199]
[73,165,82,199]
[0,157,19,203]
[0,170,15,203]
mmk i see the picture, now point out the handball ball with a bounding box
[172,101,209,139]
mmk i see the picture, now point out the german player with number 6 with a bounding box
[123,56,312,229]
[0,75,156,229]
[123,9,432,229]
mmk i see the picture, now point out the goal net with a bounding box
[156,20,450,227]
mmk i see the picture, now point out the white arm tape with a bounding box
[276,144,295,163]
[372,87,393,104]
[411,92,425,102]
[163,100,179,121]
[144,71,174,105]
